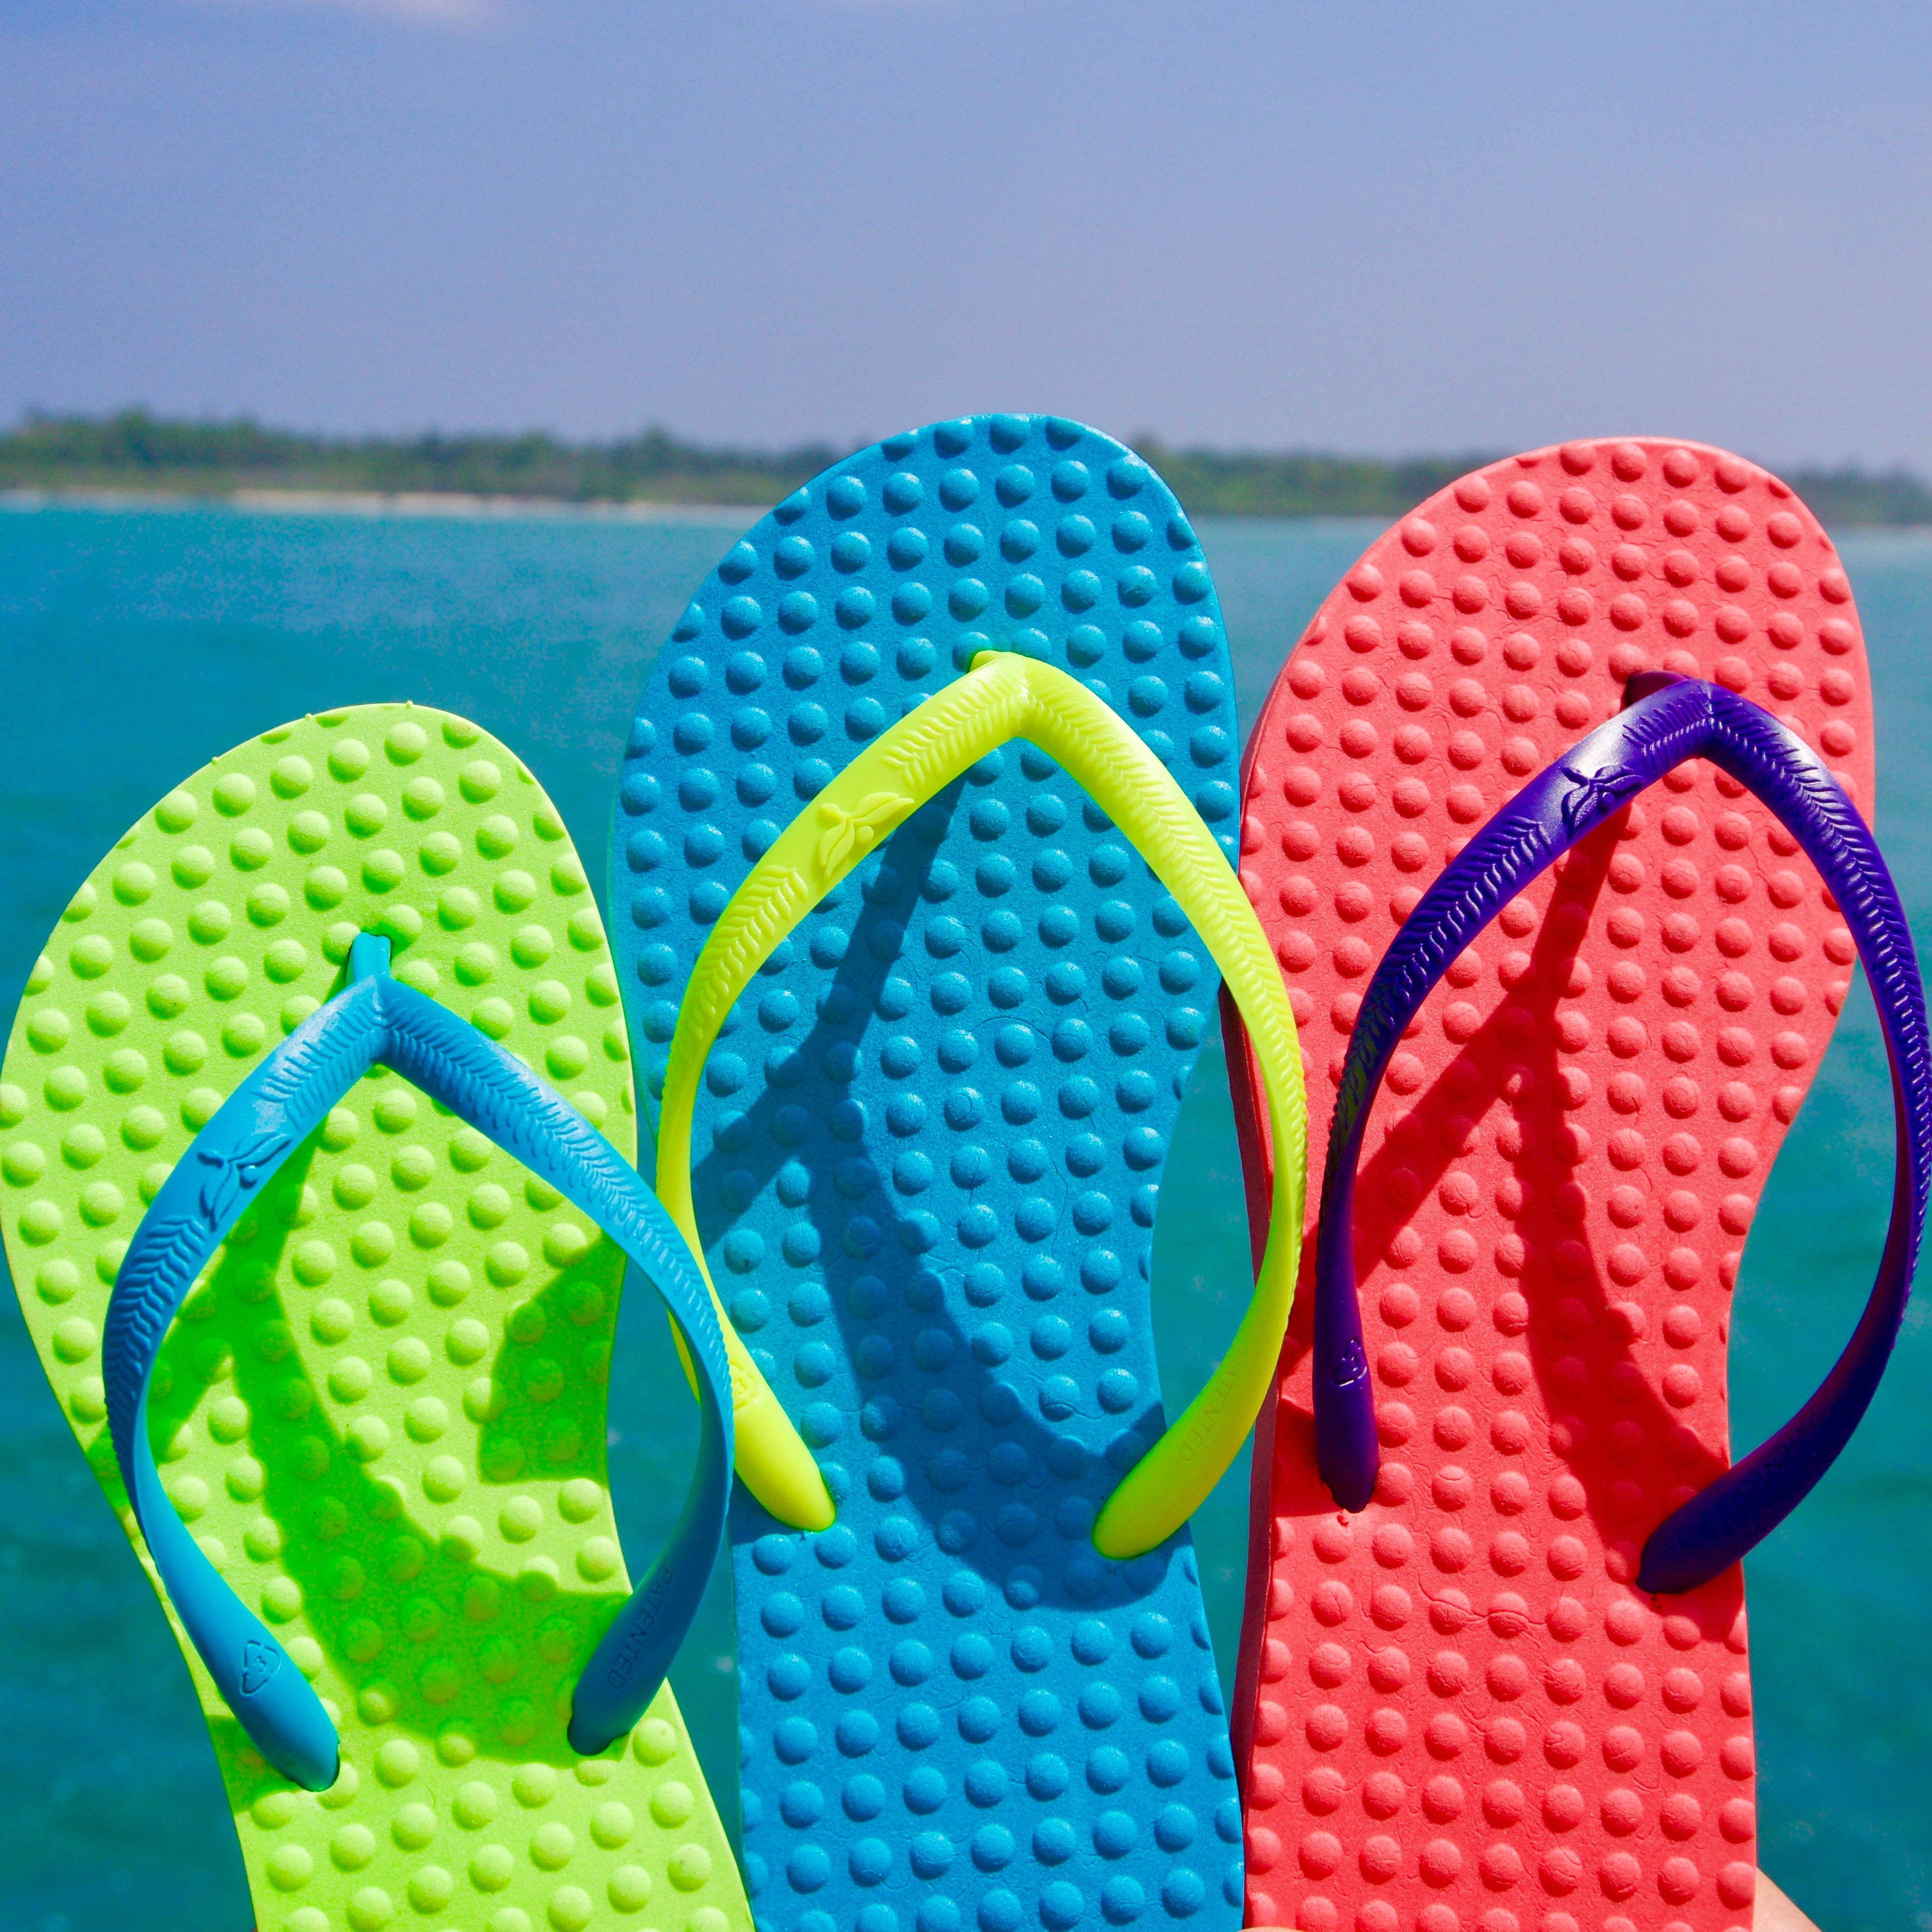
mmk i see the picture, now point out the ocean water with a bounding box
[0,503,1926,1930]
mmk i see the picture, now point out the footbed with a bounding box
[1222,441,1872,1932]
[612,416,1250,1932]
[2,703,746,1932]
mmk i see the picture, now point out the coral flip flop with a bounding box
[1220,441,1928,1932]
[611,417,1310,1932]
[4,705,751,1932]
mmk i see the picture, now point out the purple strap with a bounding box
[1313,672,1930,1593]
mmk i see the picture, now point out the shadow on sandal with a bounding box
[125,1126,655,1805]
[1313,808,1738,1627]
[677,776,1206,1619]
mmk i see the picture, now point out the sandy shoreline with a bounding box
[0,485,767,524]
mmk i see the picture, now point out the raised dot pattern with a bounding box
[616,416,1245,1931]
[1232,442,1857,1932]
[1,704,743,1930]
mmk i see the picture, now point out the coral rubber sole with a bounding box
[1224,441,1873,1932]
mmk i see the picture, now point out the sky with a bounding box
[6,1,1932,469]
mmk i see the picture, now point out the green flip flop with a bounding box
[3,704,750,1932]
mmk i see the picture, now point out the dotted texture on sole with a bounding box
[2,703,747,1932]
[613,416,1247,1932]
[1226,441,1868,1932]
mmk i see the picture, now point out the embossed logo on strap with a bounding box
[1329,1338,1369,1389]
[194,1131,291,1230]
[813,791,911,877]
[1557,761,1644,835]
[239,1638,283,1696]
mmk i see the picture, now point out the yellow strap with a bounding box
[655,651,1308,1557]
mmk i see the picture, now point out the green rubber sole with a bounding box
[2,703,748,1932]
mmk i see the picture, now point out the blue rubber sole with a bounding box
[611,415,1246,1932]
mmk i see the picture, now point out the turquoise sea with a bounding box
[1,503,1927,1931]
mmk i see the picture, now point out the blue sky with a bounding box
[6,1,1932,467]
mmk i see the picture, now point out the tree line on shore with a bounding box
[7,410,1929,526]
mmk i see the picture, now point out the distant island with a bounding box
[6,410,1931,527]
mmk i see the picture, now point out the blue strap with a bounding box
[1312,674,1931,1592]
[103,934,732,1789]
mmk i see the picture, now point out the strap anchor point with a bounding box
[348,932,394,982]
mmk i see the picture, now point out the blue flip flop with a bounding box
[609,416,1309,1932]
